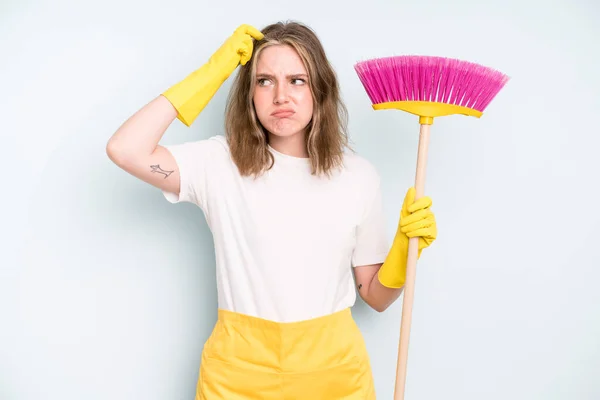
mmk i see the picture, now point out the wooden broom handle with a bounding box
[394,123,431,400]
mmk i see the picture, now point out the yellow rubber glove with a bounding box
[378,187,437,289]
[162,24,264,126]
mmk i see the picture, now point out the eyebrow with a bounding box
[256,73,308,79]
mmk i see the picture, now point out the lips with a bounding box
[271,109,295,117]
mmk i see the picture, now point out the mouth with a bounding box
[271,109,295,118]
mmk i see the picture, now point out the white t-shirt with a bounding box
[162,135,389,323]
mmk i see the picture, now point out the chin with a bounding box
[264,122,310,139]
[268,129,303,138]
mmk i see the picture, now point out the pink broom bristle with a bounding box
[354,55,510,112]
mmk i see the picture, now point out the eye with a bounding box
[291,78,306,85]
[257,78,272,86]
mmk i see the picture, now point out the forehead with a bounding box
[255,44,307,74]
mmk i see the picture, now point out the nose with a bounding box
[273,83,289,104]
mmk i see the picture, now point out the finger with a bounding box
[401,214,435,233]
[418,237,434,250]
[400,209,432,227]
[239,38,253,65]
[236,24,264,40]
[407,196,432,213]
[406,227,436,239]
[401,218,434,235]
[409,222,437,240]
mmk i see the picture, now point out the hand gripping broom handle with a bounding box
[394,123,432,400]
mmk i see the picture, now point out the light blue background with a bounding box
[2,0,599,399]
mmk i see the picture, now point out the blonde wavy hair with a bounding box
[224,21,351,177]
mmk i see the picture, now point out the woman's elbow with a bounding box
[365,298,390,313]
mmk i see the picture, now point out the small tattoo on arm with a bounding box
[358,284,362,290]
[150,164,173,179]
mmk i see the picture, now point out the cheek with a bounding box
[252,91,270,118]
[296,89,314,119]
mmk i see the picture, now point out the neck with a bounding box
[268,131,308,158]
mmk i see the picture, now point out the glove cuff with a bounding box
[162,62,227,126]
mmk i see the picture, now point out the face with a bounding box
[252,44,314,141]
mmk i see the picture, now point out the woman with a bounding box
[107,21,437,399]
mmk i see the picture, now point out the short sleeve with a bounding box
[161,137,223,211]
[351,176,390,267]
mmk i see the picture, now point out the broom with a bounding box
[354,55,509,400]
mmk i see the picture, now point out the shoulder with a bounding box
[193,134,230,154]
[339,151,384,220]
[206,134,229,151]
[341,150,382,189]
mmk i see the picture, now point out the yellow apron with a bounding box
[195,308,376,399]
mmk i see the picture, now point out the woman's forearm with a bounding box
[106,95,177,159]
[357,265,404,312]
